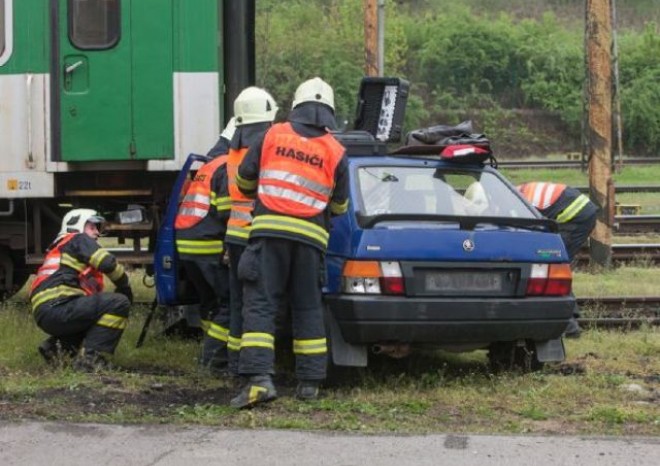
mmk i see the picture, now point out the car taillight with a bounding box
[525,263,572,296]
[342,260,404,295]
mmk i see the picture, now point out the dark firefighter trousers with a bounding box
[181,256,230,367]
[34,292,131,354]
[238,237,327,381]
[227,243,246,376]
[558,203,598,319]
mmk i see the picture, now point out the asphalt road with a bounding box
[1,422,658,465]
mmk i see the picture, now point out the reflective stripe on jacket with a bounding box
[518,182,567,211]
[556,193,591,223]
[175,155,229,230]
[30,234,106,309]
[257,123,344,218]
[226,147,255,244]
[175,155,230,256]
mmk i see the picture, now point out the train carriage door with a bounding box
[57,0,173,161]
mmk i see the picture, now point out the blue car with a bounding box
[323,138,574,371]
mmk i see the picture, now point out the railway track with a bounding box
[577,185,660,194]
[498,158,660,169]
[576,296,660,329]
[129,296,660,330]
[615,215,660,234]
[576,243,660,265]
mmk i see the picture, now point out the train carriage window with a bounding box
[0,0,5,57]
[68,0,120,50]
[0,0,12,66]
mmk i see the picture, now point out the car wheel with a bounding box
[488,340,544,373]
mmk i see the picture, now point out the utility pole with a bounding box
[364,0,378,76]
[586,0,613,267]
[611,0,624,172]
[377,0,385,76]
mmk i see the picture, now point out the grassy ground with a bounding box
[574,265,660,298]
[0,302,657,434]
[1,266,659,434]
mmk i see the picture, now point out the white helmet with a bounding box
[58,209,105,237]
[233,87,278,126]
[291,77,334,111]
[465,182,489,215]
[221,117,237,141]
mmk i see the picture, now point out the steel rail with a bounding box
[615,215,660,234]
[498,158,660,169]
[576,185,660,193]
[576,243,660,265]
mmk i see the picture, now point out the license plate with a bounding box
[424,271,504,292]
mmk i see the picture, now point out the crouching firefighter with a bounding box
[175,123,233,374]
[30,209,133,371]
[231,77,349,408]
[517,182,599,338]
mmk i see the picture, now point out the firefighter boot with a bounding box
[73,349,112,372]
[38,337,59,364]
[564,317,582,339]
[296,380,321,401]
[230,375,277,409]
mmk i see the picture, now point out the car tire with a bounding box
[488,340,544,373]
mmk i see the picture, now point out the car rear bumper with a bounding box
[325,294,575,344]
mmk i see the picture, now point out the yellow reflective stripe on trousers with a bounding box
[241,332,275,350]
[31,285,85,309]
[228,335,241,352]
[556,194,590,223]
[201,319,212,332]
[251,215,329,247]
[207,323,229,342]
[108,263,125,282]
[60,253,86,272]
[89,249,110,269]
[293,338,327,355]
[96,313,127,330]
[175,239,224,254]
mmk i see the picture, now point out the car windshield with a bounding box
[356,166,536,219]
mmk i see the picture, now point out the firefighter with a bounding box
[517,182,599,337]
[224,87,278,376]
[207,117,237,158]
[230,77,349,408]
[30,209,133,371]
[174,120,234,374]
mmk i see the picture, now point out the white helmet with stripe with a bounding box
[234,87,278,126]
[291,77,335,111]
[58,209,105,238]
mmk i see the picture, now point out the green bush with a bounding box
[255,1,660,154]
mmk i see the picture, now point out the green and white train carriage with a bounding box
[0,0,254,295]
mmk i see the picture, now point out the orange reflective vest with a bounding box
[518,182,567,210]
[31,233,104,296]
[258,123,344,218]
[226,147,254,243]
[175,155,228,230]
